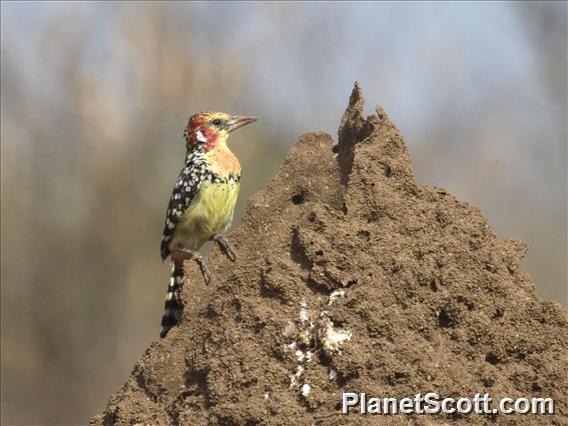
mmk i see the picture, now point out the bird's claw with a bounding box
[212,235,236,261]
[192,253,211,284]
[172,247,211,284]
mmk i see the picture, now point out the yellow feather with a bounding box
[170,181,240,251]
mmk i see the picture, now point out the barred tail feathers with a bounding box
[159,262,184,338]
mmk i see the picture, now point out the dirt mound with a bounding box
[92,84,567,425]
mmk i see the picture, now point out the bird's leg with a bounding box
[171,247,211,284]
[211,234,236,261]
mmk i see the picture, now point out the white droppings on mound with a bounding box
[289,365,305,387]
[282,320,296,337]
[318,315,352,356]
[328,289,346,305]
[329,368,338,381]
[285,298,353,396]
[299,299,310,324]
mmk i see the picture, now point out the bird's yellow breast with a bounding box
[170,181,240,251]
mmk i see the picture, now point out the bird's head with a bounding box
[184,112,257,151]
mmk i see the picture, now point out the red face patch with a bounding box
[189,114,205,131]
[185,114,222,150]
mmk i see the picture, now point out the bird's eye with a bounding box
[211,118,222,126]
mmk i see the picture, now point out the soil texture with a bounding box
[92,84,567,425]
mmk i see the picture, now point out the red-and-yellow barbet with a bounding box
[159,112,257,338]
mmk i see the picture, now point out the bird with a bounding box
[159,112,257,338]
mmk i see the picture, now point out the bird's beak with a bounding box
[228,115,258,133]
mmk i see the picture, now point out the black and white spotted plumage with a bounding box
[160,150,209,260]
[160,262,184,338]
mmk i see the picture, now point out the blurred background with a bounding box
[1,1,566,424]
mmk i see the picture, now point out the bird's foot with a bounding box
[211,235,236,261]
[171,247,211,284]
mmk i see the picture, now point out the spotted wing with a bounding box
[160,164,202,260]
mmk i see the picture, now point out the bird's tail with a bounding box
[159,262,184,338]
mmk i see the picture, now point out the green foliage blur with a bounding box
[1,2,566,424]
